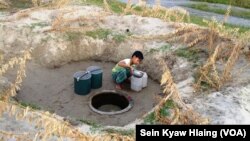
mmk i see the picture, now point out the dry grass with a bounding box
[31,0,39,7]
[122,0,132,14]
[51,0,70,8]
[45,9,109,33]
[0,101,134,141]
[0,0,248,139]
[119,1,247,124]
[125,1,244,91]
[120,0,189,23]
[194,45,222,90]
[154,60,208,124]
[103,0,111,12]
[192,17,243,91]
[0,49,32,101]
[222,5,231,25]
[0,0,9,9]
[31,0,69,8]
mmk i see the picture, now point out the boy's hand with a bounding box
[130,67,134,75]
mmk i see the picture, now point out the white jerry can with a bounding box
[142,72,148,88]
[131,75,143,92]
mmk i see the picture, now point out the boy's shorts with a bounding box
[112,67,131,84]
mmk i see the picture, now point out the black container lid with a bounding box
[73,71,91,80]
[87,66,103,75]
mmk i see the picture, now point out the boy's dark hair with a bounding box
[132,51,144,60]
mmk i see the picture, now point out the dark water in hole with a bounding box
[98,104,122,112]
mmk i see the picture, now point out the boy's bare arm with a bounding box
[118,61,131,69]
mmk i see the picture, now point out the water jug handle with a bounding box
[77,71,90,81]
[91,68,101,73]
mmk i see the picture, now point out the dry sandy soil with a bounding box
[1,2,250,140]
[6,60,161,126]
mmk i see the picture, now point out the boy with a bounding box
[112,51,144,89]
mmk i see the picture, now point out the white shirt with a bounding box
[122,58,131,66]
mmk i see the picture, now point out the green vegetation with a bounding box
[191,0,250,9]
[149,44,171,53]
[113,34,126,43]
[20,101,41,110]
[9,0,31,9]
[64,32,83,41]
[85,28,129,42]
[78,119,102,133]
[188,15,208,26]
[81,0,126,14]
[103,128,134,136]
[187,15,250,33]
[85,28,111,40]
[224,23,250,33]
[200,81,211,91]
[133,5,143,12]
[184,3,250,20]
[64,29,128,43]
[159,100,175,117]
[175,48,199,62]
[108,0,126,13]
[81,0,104,6]
[0,0,31,10]
[143,112,156,124]
[30,22,49,29]
[193,73,211,91]
[82,0,250,33]
[79,119,101,128]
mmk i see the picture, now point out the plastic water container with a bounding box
[73,71,91,95]
[131,75,143,92]
[87,66,103,89]
[142,72,148,88]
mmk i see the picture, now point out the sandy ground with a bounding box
[6,60,161,126]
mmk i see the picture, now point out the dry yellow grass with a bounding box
[0,0,9,9]
[31,0,69,8]
[0,49,32,101]
[122,0,132,15]
[51,0,70,8]
[221,43,241,83]
[31,0,39,7]
[103,0,112,12]
[194,45,222,90]
[0,100,134,141]
[121,0,189,23]
[126,1,243,91]
[118,0,246,117]
[0,0,248,139]
[155,60,208,124]
[47,11,108,33]
[223,5,231,25]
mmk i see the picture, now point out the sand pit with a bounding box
[8,60,161,126]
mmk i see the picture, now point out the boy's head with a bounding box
[131,51,144,65]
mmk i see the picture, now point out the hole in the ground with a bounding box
[89,90,133,115]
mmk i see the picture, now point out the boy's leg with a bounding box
[125,68,131,83]
[125,68,131,77]
[112,68,128,85]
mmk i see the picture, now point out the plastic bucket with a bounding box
[73,71,91,95]
[87,66,103,89]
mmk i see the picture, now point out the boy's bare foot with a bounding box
[125,78,131,83]
[115,84,122,90]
